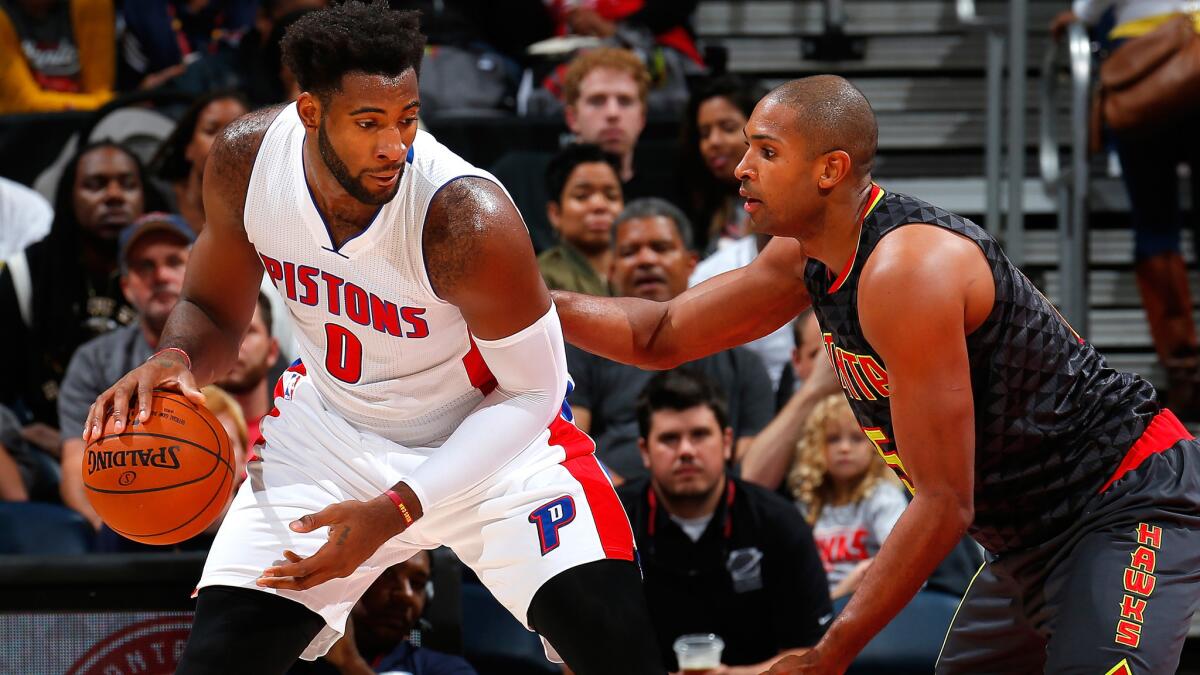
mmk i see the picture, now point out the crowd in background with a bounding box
[9,0,1196,672]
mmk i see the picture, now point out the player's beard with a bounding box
[318,116,401,206]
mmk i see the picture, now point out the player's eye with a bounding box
[357,120,376,129]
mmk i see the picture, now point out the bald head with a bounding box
[763,75,877,177]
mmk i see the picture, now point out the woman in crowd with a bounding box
[151,91,250,233]
[678,75,764,253]
[789,394,907,600]
[1051,3,1200,416]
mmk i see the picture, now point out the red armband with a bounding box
[150,347,192,371]
[384,488,415,526]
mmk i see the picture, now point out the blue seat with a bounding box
[0,502,94,555]
[460,581,560,675]
[846,590,963,675]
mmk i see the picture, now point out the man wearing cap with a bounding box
[57,212,193,529]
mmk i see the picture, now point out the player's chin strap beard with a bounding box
[316,116,396,206]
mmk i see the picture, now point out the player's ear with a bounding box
[816,150,852,190]
[296,93,322,131]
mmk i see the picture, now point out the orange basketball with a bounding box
[83,390,234,545]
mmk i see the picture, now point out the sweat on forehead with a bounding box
[761,75,878,174]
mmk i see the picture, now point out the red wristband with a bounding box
[384,488,415,526]
[151,347,192,371]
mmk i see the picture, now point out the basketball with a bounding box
[83,390,235,545]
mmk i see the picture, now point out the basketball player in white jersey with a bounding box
[81,3,664,673]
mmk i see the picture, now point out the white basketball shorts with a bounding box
[195,361,635,660]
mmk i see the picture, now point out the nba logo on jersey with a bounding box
[529,496,576,555]
[279,361,306,401]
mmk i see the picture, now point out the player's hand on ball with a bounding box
[256,492,414,591]
[83,350,204,443]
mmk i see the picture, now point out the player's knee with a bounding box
[178,586,326,675]
[529,559,665,674]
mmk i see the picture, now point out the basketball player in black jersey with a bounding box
[552,75,1200,674]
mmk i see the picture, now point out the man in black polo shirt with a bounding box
[618,369,831,673]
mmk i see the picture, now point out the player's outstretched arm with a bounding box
[552,236,812,369]
[767,225,990,675]
[82,108,279,443]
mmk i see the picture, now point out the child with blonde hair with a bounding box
[789,394,907,599]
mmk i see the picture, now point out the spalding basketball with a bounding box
[83,390,234,545]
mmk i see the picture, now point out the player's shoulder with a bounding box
[210,104,287,172]
[865,222,983,292]
[205,104,289,206]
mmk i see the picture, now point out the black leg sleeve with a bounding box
[177,586,328,675]
[528,559,667,675]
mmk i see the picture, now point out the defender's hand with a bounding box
[256,494,410,591]
[83,352,204,443]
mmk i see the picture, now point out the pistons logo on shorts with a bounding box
[529,496,576,556]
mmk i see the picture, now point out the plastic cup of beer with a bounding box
[673,633,725,674]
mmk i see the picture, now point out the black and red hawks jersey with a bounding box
[803,186,1160,554]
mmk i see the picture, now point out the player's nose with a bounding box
[735,153,753,181]
[375,128,407,162]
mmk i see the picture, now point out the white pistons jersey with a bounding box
[243,104,504,447]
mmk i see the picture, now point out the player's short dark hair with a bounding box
[281,0,425,102]
[767,75,878,177]
[636,368,730,440]
[544,143,622,206]
[256,291,274,338]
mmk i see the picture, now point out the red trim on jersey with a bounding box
[1099,408,1193,494]
[828,183,884,294]
[462,336,497,396]
[549,417,635,561]
[255,361,309,461]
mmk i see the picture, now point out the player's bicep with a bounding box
[188,119,272,333]
[859,232,976,508]
[424,178,550,339]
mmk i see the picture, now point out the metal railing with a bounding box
[955,0,1007,239]
[956,0,1027,267]
[1039,21,1093,332]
